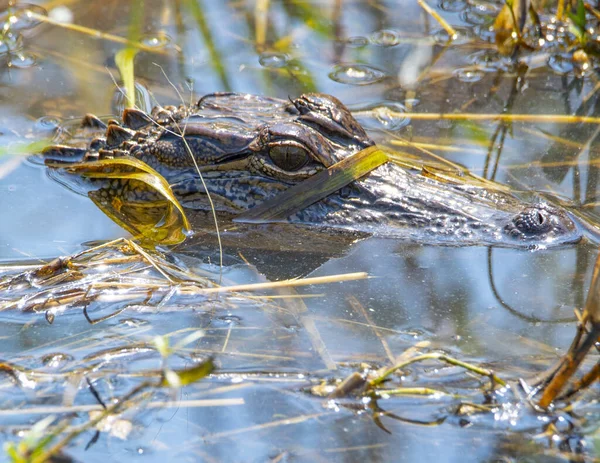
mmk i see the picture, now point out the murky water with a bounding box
[0,1,598,461]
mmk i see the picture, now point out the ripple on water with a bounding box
[34,116,61,137]
[460,6,496,26]
[329,64,386,85]
[453,67,485,82]
[351,102,410,131]
[547,53,575,75]
[370,29,401,47]
[258,52,289,68]
[41,352,73,369]
[0,4,47,31]
[469,49,514,72]
[140,32,171,49]
[9,51,36,68]
[432,26,474,45]
[213,315,242,327]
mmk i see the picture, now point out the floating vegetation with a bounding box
[3,344,215,463]
[314,340,597,442]
[1,0,600,461]
[0,238,368,320]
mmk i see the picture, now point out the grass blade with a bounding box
[235,145,388,223]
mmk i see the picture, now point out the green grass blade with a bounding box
[115,1,144,108]
[115,48,139,109]
[234,145,388,223]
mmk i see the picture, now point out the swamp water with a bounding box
[0,0,598,461]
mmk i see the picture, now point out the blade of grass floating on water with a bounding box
[364,108,600,124]
[383,144,511,191]
[46,158,191,245]
[368,353,506,389]
[235,145,388,223]
[161,358,215,387]
[179,272,369,294]
[0,139,52,158]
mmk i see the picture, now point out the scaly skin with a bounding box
[43,92,582,247]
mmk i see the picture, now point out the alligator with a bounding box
[42,92,582,247]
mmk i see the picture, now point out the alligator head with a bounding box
[43,92,582,247]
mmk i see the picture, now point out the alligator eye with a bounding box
[268,144,309,171]
[512,207,551,234]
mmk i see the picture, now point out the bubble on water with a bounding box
[346,36,368,47]
[370,29,401,47]
[9,51,36,68]
[1,4,47,31]
[140,32,171,48]
[41,352,73,368]
[460,7,494,26]
[453,67,485,82]
[439,0,468,12]
[120,318,148,328]
[34,116,61,135]
[258,52,289,68]
[432,26,474,45]
[469,49,513,72]
[329,64,386,85]
[213,315,242,327]
[351,102,410,131]
[547,53,574,75]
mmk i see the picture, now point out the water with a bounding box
[0,1,598,461]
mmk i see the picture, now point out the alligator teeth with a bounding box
[122,108,152,130]
[81,113,107,129]
[105,125,136,147]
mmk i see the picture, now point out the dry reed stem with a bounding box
[0,398,244,417]
[399,112,600,124]
[418,0,457,38]
[27,11,174,55]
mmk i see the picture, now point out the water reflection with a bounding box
[0,0,598,461]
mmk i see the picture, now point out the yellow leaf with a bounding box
[47,157,191,245]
